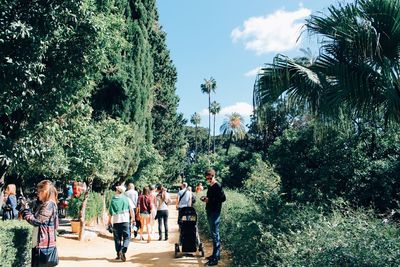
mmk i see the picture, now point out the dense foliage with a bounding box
[0,220,32,267]
[0,0,184,190]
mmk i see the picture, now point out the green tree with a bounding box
[210,101,221,153]
[220,113,246,155]
[254,0,400,124]
[201,77,217,152]
[150,22,187,183]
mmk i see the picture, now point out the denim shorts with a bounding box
[140,212,151,218]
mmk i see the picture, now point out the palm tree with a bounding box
[200,77,217,152]
[254,0,400,124]
[220,112,246,155]
[190,112,201,159]
[210,101,221,153]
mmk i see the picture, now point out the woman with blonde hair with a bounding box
[20,180,59,267]
[2,184,18,220]
[137,187,153,242]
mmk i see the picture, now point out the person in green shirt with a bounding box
[108,185,135,262]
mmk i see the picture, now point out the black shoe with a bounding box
[119,251,126,262]
[158,236,162,241]
[115,256,120,260]
[164,237,168,241]
[120,252,126,261]
[206,259,218,266]
[206,255,220,261]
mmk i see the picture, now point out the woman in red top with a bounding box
[137,187,153,242]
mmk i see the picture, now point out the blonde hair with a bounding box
[5,184,16,195]
[37,180,58,203]
[128,183,135,190]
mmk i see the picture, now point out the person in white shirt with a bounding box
[125,183,138,209]
[176,182,192,223]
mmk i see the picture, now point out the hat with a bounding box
[116,185,126,194]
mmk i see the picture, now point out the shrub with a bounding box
[67,192,104,222]
[85,192,104,222]
[0,220,33,267]
[278,209,400,266]
[67,196,83,220]
[243,157,281,201]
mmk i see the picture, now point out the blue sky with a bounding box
[156,0,352,131]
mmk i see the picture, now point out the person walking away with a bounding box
[201,169,226,266]
[125,183,138,237]
[125,183,138,209]
[175,182,192,223]
[20,180,59,267]
[149,185,157,234]
[156,185,171,241]
[108,185,135,262]
[137,187,153,242]
[2,184,18,220]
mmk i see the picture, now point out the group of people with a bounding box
[108,169,226,266]
[108,183,171,261]
[0,168,226,266]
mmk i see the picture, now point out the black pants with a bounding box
[157,210,169,238]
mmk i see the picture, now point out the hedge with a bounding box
[195,190,400,266]
[0,220,33,267]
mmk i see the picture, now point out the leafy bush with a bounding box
[278,209,400,266]
[269,123,400,211]
[67,196,83,220]
[197,187,400,266]
[68,192,104,222]
[243,156,281,201]
[0,220,33,267]
[85,192,104,222]
[221,151,262,189]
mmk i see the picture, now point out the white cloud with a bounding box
[231,7,312,54]
[244,66,262,77]
[200,102,253,117]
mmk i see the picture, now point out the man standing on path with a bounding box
[108,185,135,262]
[201,169,226,266]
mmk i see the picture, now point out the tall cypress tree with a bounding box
[150,14,187,182]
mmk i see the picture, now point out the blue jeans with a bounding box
[113,222,130,254]
[207,211,221,259]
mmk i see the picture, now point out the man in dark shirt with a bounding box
[201,169,226,266]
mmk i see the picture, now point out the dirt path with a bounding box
[57,194,230,266]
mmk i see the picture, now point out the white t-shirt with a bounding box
[125,189,138,208]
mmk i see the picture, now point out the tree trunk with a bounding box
[208,93,211,153]
[78,177,93,241]
[195,125,198,160]
[213,114,216,153]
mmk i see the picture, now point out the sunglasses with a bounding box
[206,177,212,181]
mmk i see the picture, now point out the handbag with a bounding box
[36,247,59,267]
